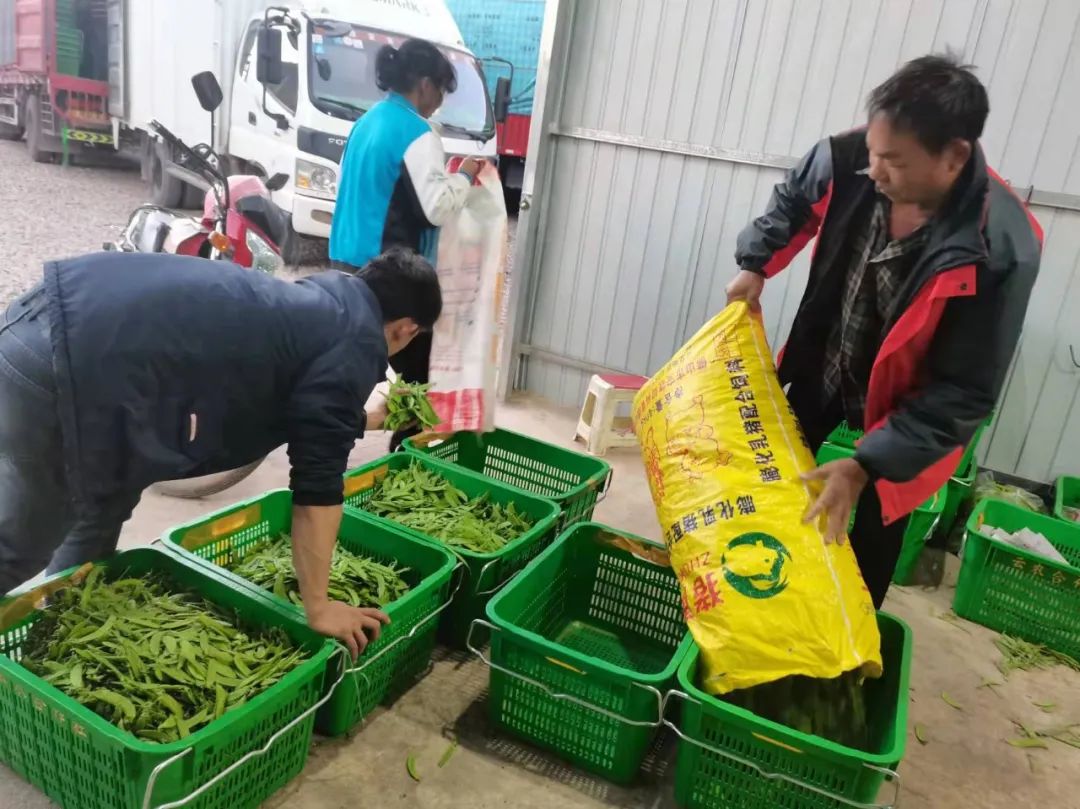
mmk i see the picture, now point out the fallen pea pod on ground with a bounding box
[363,462,534,554]
[224,533,411,609]
[20,567,308,744]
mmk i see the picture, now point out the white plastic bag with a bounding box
[428,161,508,433]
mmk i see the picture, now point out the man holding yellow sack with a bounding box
[726,55,1041,607]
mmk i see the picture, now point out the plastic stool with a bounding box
[575,374,647,456]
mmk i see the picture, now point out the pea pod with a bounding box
[20,570,308,744]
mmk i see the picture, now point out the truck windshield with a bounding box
[308,23,493,140]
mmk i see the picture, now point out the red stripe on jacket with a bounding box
[862,265,978,524]
[762,182,834,278]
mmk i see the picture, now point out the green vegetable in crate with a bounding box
[724,669,869,750]
[364,462,534,553]
[384,379,440,432]
[226,533,411,608]
[20,568,307,743]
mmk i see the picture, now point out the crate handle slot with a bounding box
[660,689,902,809]
[142,646,350,809]
[0,563,94,631]
[345,561,466,678]
[410,432,451,448]
[473,556,517,597]
[467,619,665,727]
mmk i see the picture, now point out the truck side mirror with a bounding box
[256,27,285,85]
[191,72,223,112]
[493,76,511,123]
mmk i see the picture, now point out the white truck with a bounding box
[106,0,502,259]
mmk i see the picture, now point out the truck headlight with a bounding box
[295,159,337,199]
[246,229,284,274]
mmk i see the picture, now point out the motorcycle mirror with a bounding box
[265,173,289,191]
[191,72,224,113]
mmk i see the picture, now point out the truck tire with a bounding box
[0,120,22,141]
[278,221,306,265]
[180,182,206,210]
[150,459,265,499]
[150,140,184,208]
[25,96,53,164]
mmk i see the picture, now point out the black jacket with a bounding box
[44,253,387,514]
[735,130,1042,521]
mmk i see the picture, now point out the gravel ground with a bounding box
[0,141,148,305]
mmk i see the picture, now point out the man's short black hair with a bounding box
[357,248,442,329]
[867,54,989,153]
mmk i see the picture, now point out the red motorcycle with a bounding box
[106,73,291,498]
[107,121,290,275]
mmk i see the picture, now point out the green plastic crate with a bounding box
[0,548,337,809]
[814,442,943,585]
[826,417,989,476]
[344,453,560,647]
[954,499,1080,659]
[474,522,693,784]
[161,490,457,737]
[403,428,613,532]
[55,27,83,76]
[670,612,911,809]
[1054,475,1080,523]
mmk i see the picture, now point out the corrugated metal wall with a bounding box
[514,0,1080,482]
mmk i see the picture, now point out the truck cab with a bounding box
[227,1,497,246]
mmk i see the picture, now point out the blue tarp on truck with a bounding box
[446,0,543,115]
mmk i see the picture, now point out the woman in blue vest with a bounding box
[330,38,482,450]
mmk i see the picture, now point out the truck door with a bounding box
[229,19,298,181]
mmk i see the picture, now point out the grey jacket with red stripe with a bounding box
[735,129,1042,524]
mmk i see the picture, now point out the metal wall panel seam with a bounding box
[546,126,1080,212]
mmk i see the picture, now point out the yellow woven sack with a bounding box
[632,302,882,695]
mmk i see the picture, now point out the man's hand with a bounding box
[365,393,388,431]
[305,600,390,659]
[725,270,765,310]
[801,458,869,544]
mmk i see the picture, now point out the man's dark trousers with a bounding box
[0,286,136,594]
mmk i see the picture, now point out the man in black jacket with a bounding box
[726,55,1041,605]
[0,248,439,657]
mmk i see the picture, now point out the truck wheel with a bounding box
[150,459,265,499]
[278,221,306,265]
[180,182,206,210]
[150,140,184,208]
[0,120,22,141]
[25,97,53,164]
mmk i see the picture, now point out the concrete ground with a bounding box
[2,140,1079,809]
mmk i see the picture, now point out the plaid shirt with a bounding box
[821,196,930,428]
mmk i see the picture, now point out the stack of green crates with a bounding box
[671,613,912,809]
[954,499,1080,659]
[161,490,457,737]
[477,522,693,783]
[343,453,560,647]
[815,441,944,585]
[55,0,83,77]
[403,428,612,533]
[0,548,336,809]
